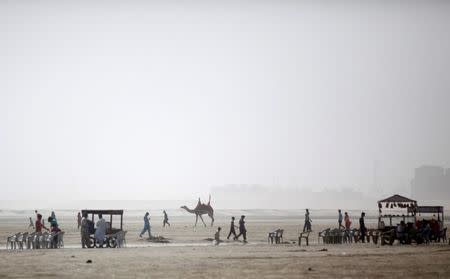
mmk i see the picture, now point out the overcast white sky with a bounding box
[1,0,449,201]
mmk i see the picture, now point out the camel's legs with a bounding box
[199,214,207,227]
[208,213,214,227]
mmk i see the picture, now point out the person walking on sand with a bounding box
[359,212,367,243]
[140,212,151,238]
[303,209,312,232]
[77,212,82,229]
[214,227,222,245]
[338,209,344,229]
[163,210,170,227]
[227,216,238,240]
[236,215,247,242]
[28,217,34,229]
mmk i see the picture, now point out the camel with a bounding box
[181,195,214,227]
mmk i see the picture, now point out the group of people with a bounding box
[213,215,247,245]
[396,219,435,244]
[79,212,108,248]
[302,209,356,232]
[226,215,247,242]
[302,209,445,245]
[137,212,248,245]
[29,208,447,249]
[28,210,62,247]
[302,209,369,242]
[29,210,61,234]
[139,210,171,238]
[397,216,444,245]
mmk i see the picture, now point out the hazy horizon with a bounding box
[2,0,450,204]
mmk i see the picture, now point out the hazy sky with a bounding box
[1,0,449,201]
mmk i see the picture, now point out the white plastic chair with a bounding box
[47,233,58,249]
[15,232,28,250]
[116,231,127,248]
[7,233,20,250]
[56,231,65,248]
[26,233,36,249]
[37,232,49,249]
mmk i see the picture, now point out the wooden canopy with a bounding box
[378,194,417,204]
[81,209,124,215]
[408,206,443,214]
[409,206,445,222]
[81,209,124,231]
[378,194,417,221]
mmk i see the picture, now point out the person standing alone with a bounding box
[163,210,170,227]
[214,227,222,245]
[303,209,312,232]
[359,212,366,243]
[338,209,344,229]
[77,212,82,229]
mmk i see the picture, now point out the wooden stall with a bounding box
[81,209,125,248]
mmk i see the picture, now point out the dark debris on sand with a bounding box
[147,236,170,243]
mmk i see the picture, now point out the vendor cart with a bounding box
[81,209,124,248]
[409,206,446,242]
[377,195,417,245]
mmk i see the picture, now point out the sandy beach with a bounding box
[1,210,449,278]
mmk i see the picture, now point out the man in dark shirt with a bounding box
[163,210,170,227]
[139,212,151,238]
[227,216,237,240]
[236,215,247,242]
[80,213,92,248]
[303,209,312,232]
[359,212,366,243]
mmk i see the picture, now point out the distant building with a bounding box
[211,184,369,209]
[411,165,450,200]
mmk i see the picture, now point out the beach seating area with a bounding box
[6,231,64,250]
[3,196,447,251]
[314,228,390,245]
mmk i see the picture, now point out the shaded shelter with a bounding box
[377,195,417,229]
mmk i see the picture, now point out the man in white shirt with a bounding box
[95,214,107,247]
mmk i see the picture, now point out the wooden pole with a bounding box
[120,214,123,231]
